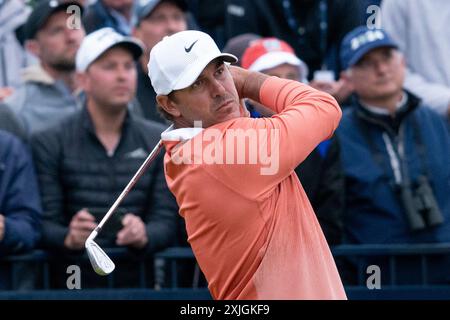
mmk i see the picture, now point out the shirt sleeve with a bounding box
[204,77,342,200]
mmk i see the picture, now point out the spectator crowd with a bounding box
[0,0,449,291]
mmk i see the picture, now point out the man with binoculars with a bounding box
[336,27,450,285]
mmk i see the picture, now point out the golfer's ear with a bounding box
[156,95,182,118]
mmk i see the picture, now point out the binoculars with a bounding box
[398,175,444,231]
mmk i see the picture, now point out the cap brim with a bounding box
[95,39,144,65]
[79,38,144,72]
[110,40,144,61]
[247,51,309,82]
[172,53,238,91]
[348,41,398,68]
[249,51,301,72]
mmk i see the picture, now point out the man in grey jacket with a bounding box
[3,0,85,136]
[381,0,450,118]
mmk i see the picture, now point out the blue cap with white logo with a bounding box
[340,26,398,70]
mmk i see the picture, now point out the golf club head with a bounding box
[85,239,115,275]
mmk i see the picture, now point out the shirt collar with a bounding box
[359,92,408,116]
[161,126,203,153]
[161,127,204,142]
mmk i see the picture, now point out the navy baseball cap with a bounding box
[24,0,83,40]
[340,26,398,70]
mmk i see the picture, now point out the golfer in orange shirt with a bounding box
[148,30,346,300]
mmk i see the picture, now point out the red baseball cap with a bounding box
[241,38,308,81]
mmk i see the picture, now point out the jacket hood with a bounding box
[21,64,55,85]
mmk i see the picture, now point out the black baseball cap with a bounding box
[24,0,83,40]
[136,0,187,22]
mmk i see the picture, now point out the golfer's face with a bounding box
[169,59,242,128]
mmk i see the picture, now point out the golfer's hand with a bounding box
[309,78,353,104]
[229,65,268,102]
[64,209,98,250]
[0,214,5,242]
[116,213,148,249]
[228,65,249,100]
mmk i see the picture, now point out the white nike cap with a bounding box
[76,27,143,72]
[148,30,238,95]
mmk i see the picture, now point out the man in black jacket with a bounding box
[31,28,178,288]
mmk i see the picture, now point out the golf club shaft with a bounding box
[92,125,173,238]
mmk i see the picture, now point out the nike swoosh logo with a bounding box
[184,40,199,53]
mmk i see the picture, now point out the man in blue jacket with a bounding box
[0,130,42,289]
[337,27,450,285]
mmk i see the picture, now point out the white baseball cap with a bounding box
[76,27,144,72]
[241,38,309,83]
[148,30,238,95]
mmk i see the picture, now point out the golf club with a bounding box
[85,124,173,275]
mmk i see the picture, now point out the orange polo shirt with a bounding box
[161,77,346,300]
